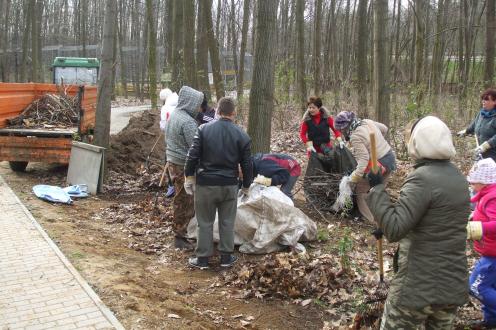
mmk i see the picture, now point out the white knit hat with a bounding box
[467,158,496,184]
[159,88,172,101]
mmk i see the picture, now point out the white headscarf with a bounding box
[407,116,456,160]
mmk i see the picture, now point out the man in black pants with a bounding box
[184,97,253,269]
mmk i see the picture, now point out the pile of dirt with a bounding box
[106,109,165,176]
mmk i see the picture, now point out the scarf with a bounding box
[480,108,496,118]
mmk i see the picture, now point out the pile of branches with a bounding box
[223,253,350,300]
[303,169,344,213]
[7,93,79,129]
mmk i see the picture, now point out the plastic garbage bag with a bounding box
[187,184,317,254]
[63,184,89,198]
[33,185,73,204]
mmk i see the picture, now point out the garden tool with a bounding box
[351,132,389,329]
[145,131,163,170]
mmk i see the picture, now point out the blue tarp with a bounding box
[32,184,89,204]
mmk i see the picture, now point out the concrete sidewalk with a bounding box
[0,176,124,330]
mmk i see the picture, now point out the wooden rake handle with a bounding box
[370,132,385,282]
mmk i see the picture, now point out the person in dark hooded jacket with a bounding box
[458,89,496,160]
[164,85,204,250]
[252,153,301,199]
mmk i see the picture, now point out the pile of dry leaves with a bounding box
[8,93,79,129]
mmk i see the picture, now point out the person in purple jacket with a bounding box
[252,153,301,199]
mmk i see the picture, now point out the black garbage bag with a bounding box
[303,147,357,214]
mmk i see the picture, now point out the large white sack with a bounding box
[187,184,317,254]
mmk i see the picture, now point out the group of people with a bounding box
[160,84,496,329]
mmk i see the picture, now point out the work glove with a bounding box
[254,175,272,187]
[184,176,195,195]
[305,141,316,153]
[337,136,345,149]
[372,228,384,240]
[467,221,483,240]
[474,141,491,156]
[456,129,466,137]
[349,171,362,184]
[239,186,250,198]
[367,170,384,187]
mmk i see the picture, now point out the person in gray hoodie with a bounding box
[164,86,204,249]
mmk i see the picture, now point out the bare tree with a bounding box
[485,0,495,87]
[171,0,183,92]
[236,0,251,101]
[313,0,322,95]
[296,0,307,111]
[248,0,279,153]
[183,0,196,88]
[196,0,210,95]
[146,0,158,109]
[373,0,390,126]
[356,0,368,115]
[94,0,117,151]
[205,0,225,100]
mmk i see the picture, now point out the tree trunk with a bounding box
[247,0,279,153]
[0,0,11,82]
[183,0,196,88]
[313,0,322,95]
[296,0,306,112]
[414,0,425,86]
[171,0,183,92]
[94,0,117,153]
[146,0,158,109]
[118,0,127,98]
[21,0,30,82]
[485,0,495,87]
[196,0,210,96]
[356,0,368,115]
[373,0,390,126]
[431,0,445,94]
[205,0,225,100]
[342,0,351,83]
[236,0,251,101]
[30,0,37,81]
[230,0,239,93]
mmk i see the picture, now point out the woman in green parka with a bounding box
[366,116,470,330]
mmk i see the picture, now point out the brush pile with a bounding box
[7,93,79,129]
[303,170,344,213]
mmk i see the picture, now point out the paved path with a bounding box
[0,176,124,330]
[110,105,150,135]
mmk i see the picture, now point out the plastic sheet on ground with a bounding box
[33,184,89,204]
[187,184,317,254]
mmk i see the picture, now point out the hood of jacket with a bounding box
[176,86,204,118]
[408,116,456,160]
[301,106,331,122]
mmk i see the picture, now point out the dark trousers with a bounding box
[194,185,238,257]
[281,175,299,199]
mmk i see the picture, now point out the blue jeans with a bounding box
[469,256,496,325]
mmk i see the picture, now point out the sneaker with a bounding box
[220,254,238,268]
[174,237,194,250]
[188,256,209,269]
[165,185,175,198]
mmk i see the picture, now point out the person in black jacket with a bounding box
[184,97,253,269]
[252,153,301,199]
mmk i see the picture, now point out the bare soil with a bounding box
[0,161,329,330]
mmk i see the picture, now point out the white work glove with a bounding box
[184,176,195,195]
[254,175,272,187]
[349,171,362,184]
[474,141,491,156]
[305,141,316,153]
[238,186,250,198]
[467,221,483,240]
[337,136,345,149]
[456,129,466,137]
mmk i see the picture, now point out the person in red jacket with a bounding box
[299,96,343,157]
[467,157,496,328]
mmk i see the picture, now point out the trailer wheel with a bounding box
[9,161,28,172]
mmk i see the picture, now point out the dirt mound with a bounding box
[106,109,165,175]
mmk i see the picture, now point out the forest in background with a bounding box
[0,0,494,152]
